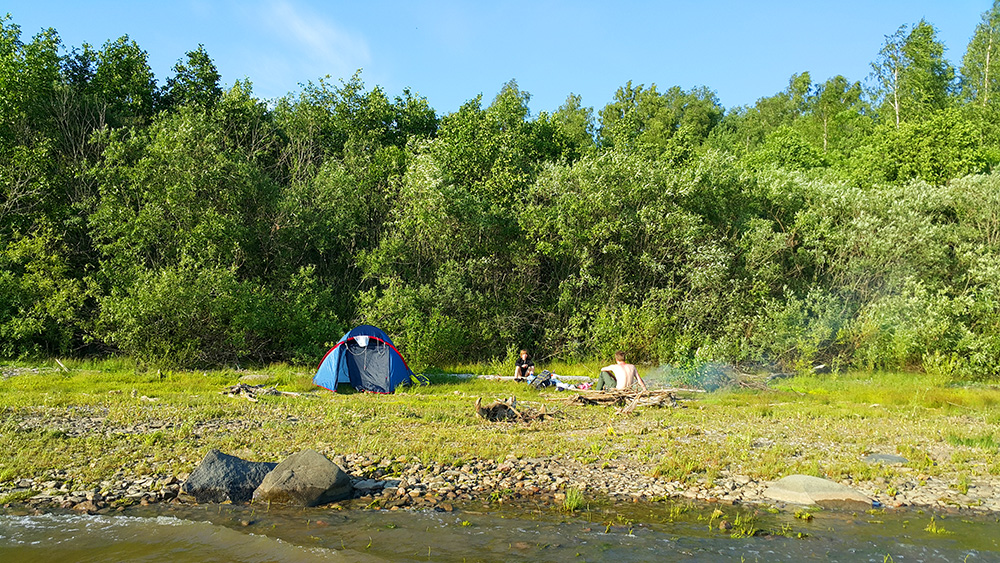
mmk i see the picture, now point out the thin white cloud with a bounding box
[258,0,371,77]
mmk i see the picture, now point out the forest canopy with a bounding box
[5,6,1000,380]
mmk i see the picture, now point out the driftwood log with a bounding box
[475,397,553,422]
[221,383,300,402]
[552,389,681,412]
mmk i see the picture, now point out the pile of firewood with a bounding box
[474,396,554,422]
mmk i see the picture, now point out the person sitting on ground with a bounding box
[594,350,648,391]
[514,349,534,382]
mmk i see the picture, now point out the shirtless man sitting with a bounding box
[595,350,648,391]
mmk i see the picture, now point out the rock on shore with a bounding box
[764,475,873,509]
[253,449,352,506]
[179,449,277,504]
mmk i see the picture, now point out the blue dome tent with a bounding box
[313,325,414,393]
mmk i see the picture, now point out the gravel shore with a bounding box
[5,397,999,516]
[4,449,999,515]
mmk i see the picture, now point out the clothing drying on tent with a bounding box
[313,325,414,393]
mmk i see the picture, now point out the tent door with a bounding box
[345,340,390,392]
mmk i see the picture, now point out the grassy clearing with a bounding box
[2,359,1000,497]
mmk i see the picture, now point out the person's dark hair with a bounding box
[614,350,625,362]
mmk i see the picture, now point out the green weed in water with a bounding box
[660,502,691,523]
[730,509,759,538]
[562,487,584,512]
[707,508,725,530]
[924,516,953,535]
[793,509,814,521]
[489,488,513,504]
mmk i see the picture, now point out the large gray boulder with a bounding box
[180,449,277,504]
[764,474,873,509]
[252,449,352,506]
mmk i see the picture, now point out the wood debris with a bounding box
[552,389,681,411]
[221,383,300,402]
[475,396,554,422]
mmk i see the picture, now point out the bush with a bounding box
[0,230,90,358]
[96,263,272,367]
[846,279,972,372]
[749,289,852,371]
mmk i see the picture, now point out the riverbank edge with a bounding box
[3,449,999,518]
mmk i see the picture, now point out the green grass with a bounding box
[946,433,998,450]
[562,487,584,512]
[1,361,999,501]
[0,489,38,504]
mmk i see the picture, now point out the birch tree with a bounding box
[961,0,1000,106]
[870,20,954,127]
[809,75,864,153]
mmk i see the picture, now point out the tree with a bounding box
[358,81,568,363]
[707,73,817,157]
[0,17,62,150]
[870,26,907,127]
[91,35,158,129]
[962,1,1000,106]
[807,75,866,153]
[0,19,116,358]
[213,79,282,171]
[274,72,437,185]
[552,93,595,155]
[393,87,438,140]
[961,1,1000,147]
[429,81,537,206]
[0,229,91,357]
[163,44,222,110]
[849,108,987,185]
[0,18,61,227]
[90,105,278,280]
[758,72,813,127]
[744,126,827,171]
[598,82,722,160]
[870,20,955,127]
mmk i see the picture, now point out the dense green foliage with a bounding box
[4,7,1000,379]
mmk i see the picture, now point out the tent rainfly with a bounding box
[313,325,414,393]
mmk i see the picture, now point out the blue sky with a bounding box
[4,1,994,116]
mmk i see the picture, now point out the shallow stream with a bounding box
[2,500,998,562]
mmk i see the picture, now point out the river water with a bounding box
[2,500,998,562]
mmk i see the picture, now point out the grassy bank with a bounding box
[2,360,999,504]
